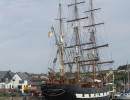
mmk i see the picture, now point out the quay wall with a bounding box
[0,96,44,100]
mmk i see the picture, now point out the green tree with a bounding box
[118,65,127,70]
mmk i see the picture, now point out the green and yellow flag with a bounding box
[48,26,54,38]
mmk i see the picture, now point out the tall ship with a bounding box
[41,0,114,100]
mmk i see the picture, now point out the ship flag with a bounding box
[48,26,54,38]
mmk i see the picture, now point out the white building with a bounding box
[12,72,31,93]
[0,71,13,89]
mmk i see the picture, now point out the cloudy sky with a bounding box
[0,0,129,73]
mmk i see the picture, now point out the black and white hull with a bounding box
[41,84,110,100]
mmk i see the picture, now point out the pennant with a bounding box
[48,26,54,38]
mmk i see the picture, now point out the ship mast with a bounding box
[74,0,80,83]
[59,0,64,78]
[65,0,114,83]
[90,0,96,81]
[63,0,115,85]
[90,0,94,25]
[65,0,89,83]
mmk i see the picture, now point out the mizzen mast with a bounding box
[83,0,114,81]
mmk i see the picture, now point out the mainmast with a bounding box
[65,0,89,83]
[59,0,64,78]
[74,0,80,83]
[90,0,96,81]
[90,0,94,25]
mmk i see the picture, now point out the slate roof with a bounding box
[0,71,8,80]
[0,71,12,82]
[9,72,15,77]
[16,72,31,80]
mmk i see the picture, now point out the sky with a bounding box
[0,0,129,73]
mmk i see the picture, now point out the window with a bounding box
[1,84,5,89]
[10,85,11,89]
[19,80,24,84]
[18,85,22,89]
[5,78,8,84]
[1,78,4,82]
[89,94,91,97]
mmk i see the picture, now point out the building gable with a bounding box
[0,71,12,82]
[13,74,23,81]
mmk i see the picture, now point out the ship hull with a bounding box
[41,84,110,100]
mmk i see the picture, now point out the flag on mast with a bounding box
[48,26,54,38]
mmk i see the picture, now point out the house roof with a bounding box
[16,72,30,80]
[9,72,15,77]
[0,71,8,80]
[0,71,13,82]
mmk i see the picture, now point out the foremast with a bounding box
[50,0,64,81]
[59,0,64,79]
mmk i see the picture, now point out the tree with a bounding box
[117,65,127,70]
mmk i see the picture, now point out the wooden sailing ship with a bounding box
[41,0,114,100]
